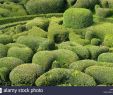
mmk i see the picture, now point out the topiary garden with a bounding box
[0,0,113,86]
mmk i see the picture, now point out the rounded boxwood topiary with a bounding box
[25,0,66,14]
[68,70,96,86]
[32,51,56,72]
[0,44,8,58]
[85,45,109,60]
[104,34,113,47]
[0,57,24,71]
[53,49,79,68]
[0,35,13,44]
[74,0,99,9]
[98,53,113,63]
[26,17,49,30]
[63,8,93,29]
[85,66,113,85]
[69,60,97,72]
[35,68,72,86]
[95,7,113,18]
[10,64,43,86]
[91,38,101,46]
[7,47,33,63]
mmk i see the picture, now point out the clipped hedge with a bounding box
[85,66,113,85]
[32,51,55,72]
[26,17,49,30]
[74,0,99,9]
[35,68,72,86]
[69,60,97,71]
[48,22,69,43]
[104,34,113,47]
[63,8,93,29]
[68,70,96,86]
[25,0,66,14]
[0,34,13,44]
[85,45,109,60]
[7,47,33,63]
[10,64,43,86]
[0,57,24,71]
[98,53,113,63]
[0,44,8,58]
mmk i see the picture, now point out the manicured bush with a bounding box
[63,8,93,29]
[95,7,113,18]
[100,0,113,8]
[85,66,113,85]
[86,23,113,41]
[35,68,72,86]
[68,70,96,86]
[26,17,49,30]
[10,64,43,86]
[48,22,69,43]
[98,53,113,63]
[0,44,8,58]
[7,47,33,63]
[69,60,97,71]
[104,34,113,47]
[74,0,99,9]
[25,0,66,14]
[37,40,55,51]
[57,42,90,59]
[0,35,13,44]
[16,36,45,52]
[66,0,77,7]
[52,49,79,68]
[0,57,24,71]
[91,38,101,46]
[0,2,27,17]
[85,45,109,60]
[69,32,90,45]
[32,51,55,72]
[28,27,47,38]
[0,7,10,17]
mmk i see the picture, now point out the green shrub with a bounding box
[74,0,99,9]
[86,23,113,41]
[0,7,10,17]
[63,8,93,29]
[69,32,90,45]
[95,7,113,18]
[28,27,47,38]
[53,49,79,68]
[100,0,113,8]
[7,47,33,63]
[68,70,96,86]
[85,66,113,85]
[85,45,109,60]
[0,35,13,44]
[26,17,49,30]
[25,0,66,14]
[0,67,9,85]
[0,57,23,71]
[6,43,27,49]
[48,22,69,43]
[10,64,43,86]
[35,68,72,86]
[69,60,97,71]
[37,40,55,51]
[91,38,101,46]
[32,51,56,72]
[16,36,54,52]
[0,2,27,17]
[104,34,113,47]
[98,53,113,63]
[57,42,90,59]
[16,36,45,52]
[0,44,8,58]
